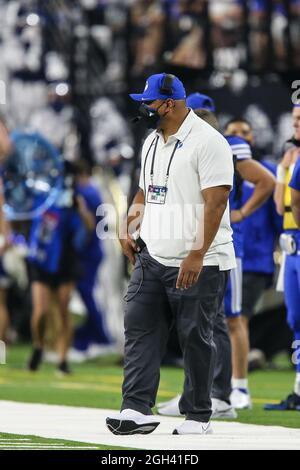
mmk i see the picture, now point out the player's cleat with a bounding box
[211,398,237,419]
[230,388,252,409]
[57,360,72,376]
[27,348,43,372]
[156,395,182,416]
[173,420,213,435]
[106,409,160,435]
[264,393,300,411]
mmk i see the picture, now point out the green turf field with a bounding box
[0,344,299,449]
[0,432,127,450]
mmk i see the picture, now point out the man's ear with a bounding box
[167,99,175,110]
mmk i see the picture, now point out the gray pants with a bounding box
[121,248,228,422]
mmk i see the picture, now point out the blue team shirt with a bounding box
[289,157,300,191]
[28,183,103,273]
[28,205,75,273]
[242,160,282,274]
[288,157,300,242]
[225,135,252,258]
[74,183,103,263]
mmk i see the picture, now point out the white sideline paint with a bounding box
[0,400,300,450]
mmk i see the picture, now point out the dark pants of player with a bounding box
[74,258,111,351]
[212,304,232,402]
[121,247,228,422]
[242,272,273,319]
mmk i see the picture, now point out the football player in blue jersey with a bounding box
[265,104,300,410]
[225,118,282,358]
[224,120,275,409]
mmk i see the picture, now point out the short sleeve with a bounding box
[225,135,252,161]
[289,158,300,190]
[197,132,234,191]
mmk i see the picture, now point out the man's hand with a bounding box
[120,234,139,265]
[176,252,203,290]
[230,209,244,223]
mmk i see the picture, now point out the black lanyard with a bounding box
[143,136,157,195]
[149,137,180,187]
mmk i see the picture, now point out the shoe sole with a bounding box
[106,418,160,435]
[232,404,252,410]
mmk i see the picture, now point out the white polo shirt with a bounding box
[138,109,236,270]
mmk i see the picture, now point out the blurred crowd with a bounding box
[0,1,298,175]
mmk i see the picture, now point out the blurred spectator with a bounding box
[247,0,270,71]
[90,97,134,183]
[290,0,300,69]
[271,1,289,71]
[165,0,208,69]
[0,0,47,127]
[28,82,79,160]
[209,0,245,71]
[130,0,165,76]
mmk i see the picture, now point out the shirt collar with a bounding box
[156,109,195,144]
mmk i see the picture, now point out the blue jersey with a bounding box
[73,183,103,263]
[289,157,300,191]
[225,135,252,258]
[242,160,282,274]
[28,205,76,273]
[287,158,300,242]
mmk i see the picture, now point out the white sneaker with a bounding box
[211,398,237,419]
[173,420,213,435]
[67,348,88,363]
[106,408,160,435]
[157,395,182,416]
[86,344,117,359]
[230,388,252,409]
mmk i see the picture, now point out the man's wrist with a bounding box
[188,249,205,259]
[239,208,246,219]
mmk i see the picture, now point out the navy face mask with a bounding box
[137,102,166,129]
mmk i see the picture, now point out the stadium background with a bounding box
[0,0,300,449]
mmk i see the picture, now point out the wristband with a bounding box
[276,164,286,184]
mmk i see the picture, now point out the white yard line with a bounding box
[0,446,99,449]
[0,400,300,450]
[0,439,31,441]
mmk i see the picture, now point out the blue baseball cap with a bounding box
[186,92,215,112]
[129,73,186,102]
